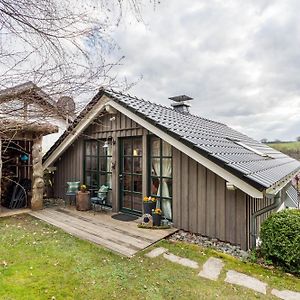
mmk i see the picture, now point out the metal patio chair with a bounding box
[90,185,109,214]
[65,181,80,207]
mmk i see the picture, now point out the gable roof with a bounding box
[0,81,57,108]
[43,88,300,197]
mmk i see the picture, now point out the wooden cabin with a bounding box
[43,89,300,250]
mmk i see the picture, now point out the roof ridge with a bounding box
[104,88,225,126]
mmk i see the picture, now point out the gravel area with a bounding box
[169,230,250,260]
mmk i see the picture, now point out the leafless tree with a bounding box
[0,0,158,208]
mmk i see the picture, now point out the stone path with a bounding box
[163,252,199,269]
[271,289,300,300]
[145,247,300,299]
[225,270,267,294]
[199,257,224,281]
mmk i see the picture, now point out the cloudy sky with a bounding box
[108,0,300,142]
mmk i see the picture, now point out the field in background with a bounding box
[267,142,300,160]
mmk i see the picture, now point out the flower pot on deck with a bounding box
[143,201,156,215]
[76,191,91,211]
[152,213,162,226]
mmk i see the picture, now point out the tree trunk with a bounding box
[31,135,44,210]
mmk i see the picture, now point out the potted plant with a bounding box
[152,208,162,226]
[143,196,157,215]
[76,184,91,211]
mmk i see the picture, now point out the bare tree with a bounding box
[0,0,158,209]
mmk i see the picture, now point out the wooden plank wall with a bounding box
[53,111,148,211]
[173,148,249,250]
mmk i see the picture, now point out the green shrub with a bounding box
[260,209,300,274]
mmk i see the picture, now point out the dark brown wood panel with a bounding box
[188,158,198,232]
[206,169,216,238]
[181,153,189,230]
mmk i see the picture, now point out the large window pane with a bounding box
[123,175,132,191]
[151,158,161,176]
[149,136,173,220]
[151,137,160,156]
[133,175,142,193]
[123,139,132,156]
[133,157,142,174]
[133,139,143,156]
[151,177,160,196]
[84,140,112,207]
[163,141,172,156]
[161,178,172,198]
[124,157,132,173]
[162,158,172,177]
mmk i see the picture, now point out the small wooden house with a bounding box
[43,89,300,250]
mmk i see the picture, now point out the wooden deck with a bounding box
[29,207,177,257]
[0,206,30,218]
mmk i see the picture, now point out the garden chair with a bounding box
[65,181,80,207]
[90,185,109,214]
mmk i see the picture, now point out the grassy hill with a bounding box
[267,141,300,160]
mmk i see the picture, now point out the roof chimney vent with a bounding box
[169,95,193,114]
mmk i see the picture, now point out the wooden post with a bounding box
[31,135,44,210]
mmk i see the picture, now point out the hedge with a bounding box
[260,209,300,274]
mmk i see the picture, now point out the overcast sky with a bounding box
[108,0,300,142]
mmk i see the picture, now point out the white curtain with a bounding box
[161,159,172,219]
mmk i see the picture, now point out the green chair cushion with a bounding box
[66,181,80,193]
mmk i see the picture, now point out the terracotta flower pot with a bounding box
[143,201,156,215]
[152,213,162,226]
[76,191,91,211]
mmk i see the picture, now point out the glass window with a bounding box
[84,140,112,207]
[149,137,173,220]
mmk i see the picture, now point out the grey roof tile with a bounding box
[105,89,300,191]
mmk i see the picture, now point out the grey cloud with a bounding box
[109,0,300,141]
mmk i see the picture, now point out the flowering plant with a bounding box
[153,208,162,215]
[80,184,87,192]
[143,196,157,202]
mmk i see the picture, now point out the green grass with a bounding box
[268,141,300,152]
[0,214,299,299]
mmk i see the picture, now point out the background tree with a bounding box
[0,0,158,207]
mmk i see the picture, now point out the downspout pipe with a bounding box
[250,192,281,249]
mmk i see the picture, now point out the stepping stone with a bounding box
[163,252,199,269]
[198,257,224,281]
[271,289,300,300]
[225,270,267,295]
[145,247,167,258]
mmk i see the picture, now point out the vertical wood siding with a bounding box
[172,148,249,250]
[53,111,148,211]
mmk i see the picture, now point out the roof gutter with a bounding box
[250,192,281,249]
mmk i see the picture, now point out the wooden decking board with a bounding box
[29,208,177,257]
[30,211,136,256]
[41,210,147,250]
[56,208,155,243]
[58,207,174,242]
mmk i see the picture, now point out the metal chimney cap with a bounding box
[169,95,193,102]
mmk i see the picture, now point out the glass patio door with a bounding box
[119,137,143,214]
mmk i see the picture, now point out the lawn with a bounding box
[268,141,300,152]
[0,214,299,300]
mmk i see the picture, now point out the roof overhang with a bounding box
[107,100,264,198]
